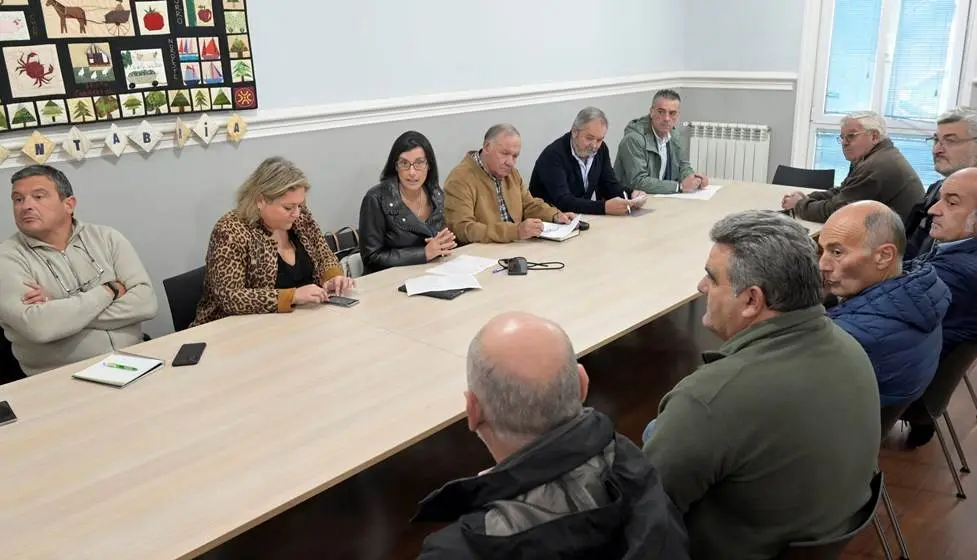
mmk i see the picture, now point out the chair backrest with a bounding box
[921,343,977,418]
[777,471,883,560]
[324,227,363,278]
[162,266,207,333]
[772,165,836,190]
[0,327,25,385]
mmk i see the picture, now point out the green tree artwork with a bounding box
[230,38,249,58]
[194,90,209,109]
[123,96,143,115]
[171,91,191,113]
[0,109,8,130]
[212,90,231,108]
[232,61,252,81]
[95,96,120,119]
[11,106,36,126]
[145,91,167,115]
[41,100,64,122]
[72,101,93,121]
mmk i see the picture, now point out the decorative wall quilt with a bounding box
[0,0,256,134]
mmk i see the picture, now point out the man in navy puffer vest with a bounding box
[903,167,977,446]
[819,201,950,408]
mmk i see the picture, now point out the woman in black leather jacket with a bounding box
[358,131,456,274]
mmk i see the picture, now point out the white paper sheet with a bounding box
[72,353,164,387]
[652,185,723,201]
[427,255,497,276]
[540,215,581,241]
[404,274,483,296]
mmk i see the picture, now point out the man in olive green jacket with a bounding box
[643,210,881,560]
[614,89,709,194]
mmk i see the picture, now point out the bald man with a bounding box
[903,167,977,446]
[821,201,951,408]
[413,312,689,559]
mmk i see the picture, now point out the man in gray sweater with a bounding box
[0,165,157,376]
[643,210,881,559]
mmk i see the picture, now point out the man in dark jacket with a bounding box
[413,311,689,560]
[783,111,924,223]
[820,201,950,407]
[904,107,977,260]
[530,107,647,215]
[903,167,977,446]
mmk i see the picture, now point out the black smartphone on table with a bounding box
[173,342,207,367]
[0,400,17,427]
[326,296,359,308]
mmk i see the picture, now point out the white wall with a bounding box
[0,0,804,338]
[682,0,805,72]
[251,0,682,109]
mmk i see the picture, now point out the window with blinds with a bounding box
[814,131,942,187]
[811,0,970,183]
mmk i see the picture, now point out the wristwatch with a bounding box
[103,281,120,300]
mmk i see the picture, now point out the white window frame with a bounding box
[792,0,977,167]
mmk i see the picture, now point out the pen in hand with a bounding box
[623,190,631,215]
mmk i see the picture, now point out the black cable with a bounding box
[497,258,565,271]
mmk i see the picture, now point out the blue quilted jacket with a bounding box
[908,237,977,359]
[827,264,950,406]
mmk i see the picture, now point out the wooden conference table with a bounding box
[0,180,819,559]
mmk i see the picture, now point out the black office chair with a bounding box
[904,343,977,499]
[777,471,886,560]
[163,266,206,333]
[772,165,836,190]
[0,327,25,385]
[325,226,360,261]
[325,226,363,278]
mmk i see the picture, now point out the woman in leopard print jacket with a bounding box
[191,157,354,327]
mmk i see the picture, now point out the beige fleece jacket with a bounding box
[0,220,158,375]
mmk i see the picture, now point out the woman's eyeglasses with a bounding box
[396,159,428,171]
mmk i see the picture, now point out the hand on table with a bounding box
[517,218,544,239]
[781,192,806,211]
[680,175,703,193]
[424,228,457,261]
[324,275,356,297]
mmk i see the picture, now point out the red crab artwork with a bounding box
[15,52,56,88]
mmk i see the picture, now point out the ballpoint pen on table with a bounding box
[103,361,138,372]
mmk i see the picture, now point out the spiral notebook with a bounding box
[72,352,164,388]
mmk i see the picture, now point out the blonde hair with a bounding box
[234,156,310,223]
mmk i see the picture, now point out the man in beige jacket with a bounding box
[444,124,575,244]
[0,165,158,376]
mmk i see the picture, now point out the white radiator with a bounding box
[684,121,771,183]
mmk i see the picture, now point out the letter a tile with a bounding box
[226,114,248,143]
[104,124,128,158]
